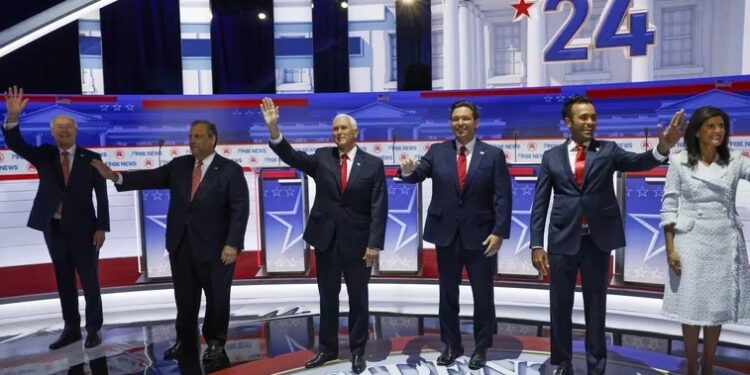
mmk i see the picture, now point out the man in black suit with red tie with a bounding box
[3,86,109,350]
[261,98,387,374]
[92,120,249,368]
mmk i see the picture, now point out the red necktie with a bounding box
[457,146,467,191]
[57,151,71,215]
[190,160,203,201]
[340,154,348,192]
[575,144,587,224]
[61,151,70,185]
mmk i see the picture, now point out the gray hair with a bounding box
[332,113,358,130]
[49,115,78,128]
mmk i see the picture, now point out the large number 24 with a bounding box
[544,0,655,62]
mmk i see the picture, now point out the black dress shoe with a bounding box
[351,354,366,374]
[49,330,82,350]
[468,348,487,370]
[84,331,102,348]
[164,342,189,360]
[554,366,574,375]
[202,342,228,362]
[436,346,464,366]
[304,352,337,368]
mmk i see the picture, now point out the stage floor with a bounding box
[1,311,749,375]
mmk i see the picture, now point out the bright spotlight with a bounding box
[258,12,267,20]
[340,1,348,9]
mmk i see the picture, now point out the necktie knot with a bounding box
[61,150,70,159]
[459,146,467,155]
[576,144,586,161]
[341,154,348,161]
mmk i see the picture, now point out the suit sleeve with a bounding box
[117,161,173,191]
[660,155,681,227]
[269,137,318,176]
[225,164,250,251]
[493,150,512,238]
[398,145,434,183]
[368,159,388,249]
[613,144,664,172]
[2,124,43,165]
[530,153,553,248]
[92,153,110,231]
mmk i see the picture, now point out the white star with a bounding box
[266,192,304,253]
[556,95,566,103]
[637,186,649,197]
[112,104,122,111]
[232,109,242,115]
[99,104,109,111]
[510,204,533,255]
[125,104,135,111]
[387,185,418,253]
[272,188,281,197]
[629,213,665,262]
[544,96,553,103]
[522,185,534,195]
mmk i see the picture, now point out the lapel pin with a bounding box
[480,151,485,155]
[356,162,360,166]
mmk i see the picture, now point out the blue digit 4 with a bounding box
[544,0,591,62]
[594,0,655,56]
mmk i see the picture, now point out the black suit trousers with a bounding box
[43,219,102,334]
[315,245,372,356]
[436,234,498,350]
[548,234,610,375]
[169,233,235,345]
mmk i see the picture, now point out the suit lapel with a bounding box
[345,147,365,194]
[463,141,486,193]
[52,149,65,188]
[332,148,343,195]
[67,147,87,186]
[193,155,222,201]
[560,142,578,191]
[446,142,460,194]
[581,139,600,190]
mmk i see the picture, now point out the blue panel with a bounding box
[623,173,668,285]
[260,169,307,274]
[380,175,420,273]
[275,37,362,56]
[181,39,211,57]
[79,36,102,56]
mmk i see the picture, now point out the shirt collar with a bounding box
[197,152,216,166]
[59,145,76,156]
[455,138,477,153]
[568,139,590,152]
[339,146,357,161]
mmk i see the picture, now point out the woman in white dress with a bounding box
[661,106,750,375]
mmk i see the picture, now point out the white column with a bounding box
[458,1,471,89]
[443,0,460,89]
[477,15,486,87]
[630,0,654,81]
[526,3,547,86]
[484,22,492,85]
[743,0,750,73]
[469,5,478,88]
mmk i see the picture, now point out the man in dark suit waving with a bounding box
[92,120,249,367]
[3,86,110,350]
[399,101,512,370]
[261,98,387,374]
[530,96,684,375]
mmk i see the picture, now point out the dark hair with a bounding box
[684,106,730,167]
[561,95,593,120]
[191,120,218,147]
[450,100,479,120]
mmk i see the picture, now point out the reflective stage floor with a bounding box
[2,312,749,375]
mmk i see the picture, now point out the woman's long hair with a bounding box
[684,106,730,167]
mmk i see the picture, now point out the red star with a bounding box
[511,0,535,21]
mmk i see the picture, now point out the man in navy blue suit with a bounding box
[92,120,249,368]
[399,101,512,370]
[261,98,387,374]
[530,96,684,375]
[3,86,109,350]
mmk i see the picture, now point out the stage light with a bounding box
[258,12,267,20]
[0,0,118,59]
[340,1,349,9]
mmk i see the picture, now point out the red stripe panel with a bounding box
[385,168,399,177]
[14,95,119,103]
[585,82,750,99]
[626,168,668,177]
[141,98,308,109]
[420,87,561,98]
[510,167,535,176]
[261,170,297,179]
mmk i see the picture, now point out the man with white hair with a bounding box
[2,86,109,350]
[261,98,387,374]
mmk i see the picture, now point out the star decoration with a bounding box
[386,185,418,253]
[628,213,665,262]
[511,0,535,21]
[265,191,304,253]
[510,204,533,255]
